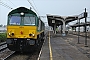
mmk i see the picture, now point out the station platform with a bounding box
[39,31,90,60]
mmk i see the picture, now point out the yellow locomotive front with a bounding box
[7,26,37,39]
[7,7,45,51]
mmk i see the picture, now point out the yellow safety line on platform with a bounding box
[49,31,53,60]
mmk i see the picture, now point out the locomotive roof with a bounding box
[8,7,37,16]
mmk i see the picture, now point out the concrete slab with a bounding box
[39,37,50,60]
[39,32,90,60]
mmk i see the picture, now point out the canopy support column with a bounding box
[62,21,66,36]
[53,24,56,34]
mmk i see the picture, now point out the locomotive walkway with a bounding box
[39,31,90,60]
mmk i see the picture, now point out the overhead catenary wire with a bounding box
[87,17,90,18]
[32,0,47,18]
[69,9,85,15]
[0,1,13,9]
[87,8,90,11]
[30,0,39,14]
[31,0,38,12]
[0,2,13,9]
[8,0,16,7]
[27,0,39,16]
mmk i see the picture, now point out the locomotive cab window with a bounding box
[9,16,21,25]
[24,16,35,25]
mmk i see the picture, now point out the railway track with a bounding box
[0,37,46,60]
[0,42,15,60]
[0,42,6,46]
[0,42,7,52]
[0,33,47,60]
[6,33,47,60]
[5,40,44,60]
[0,41,42,60]
[0,49,15,60]
[0,32,48,60]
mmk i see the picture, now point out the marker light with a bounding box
[11,33,14,36]
[29,34,32,36]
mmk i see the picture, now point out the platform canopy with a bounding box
[70,22,90,27]
[47,14,78,27]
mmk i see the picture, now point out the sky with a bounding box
[0,0,90,26]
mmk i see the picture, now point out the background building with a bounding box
[0,25,7,33]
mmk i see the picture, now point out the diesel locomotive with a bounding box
[6,7,45,51]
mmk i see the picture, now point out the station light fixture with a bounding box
[52,20,55,23]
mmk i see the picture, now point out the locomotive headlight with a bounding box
[32,34,35,37]
[8,33,11,36]
[20,12,24,15]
